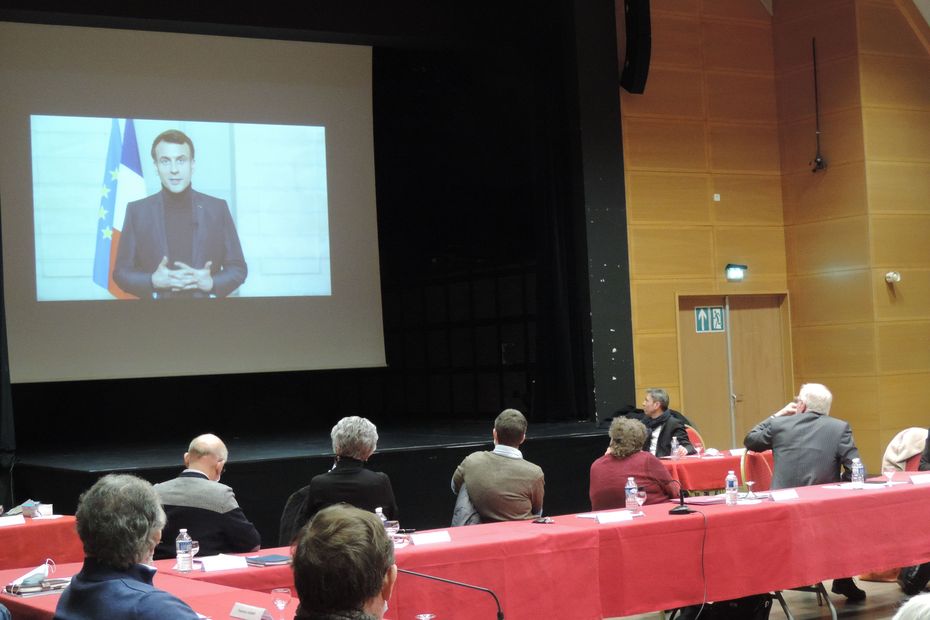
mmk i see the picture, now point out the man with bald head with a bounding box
[153,434,261,559]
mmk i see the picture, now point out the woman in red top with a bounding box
[589,417,676,510]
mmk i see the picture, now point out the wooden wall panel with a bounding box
[703,21,774,72]
[823,374,880,432]
[863,108,930,161]
[877,321,930,373]
[632,279,716,333]
[626,172,711,223]
[787,270,874,325]
[778,108,865,174]
[620,68,705,119]
[858,1,928,57]
[860,55,930,109]
[871,215,930,267]
[784,215,870,274]
[781,162,868,225]
[791,324,877,376]
[622,118,707,170]
[714,226,787,275]
[873,268,930,321]
[706,72,777,122]
[879,372,930,429]
[701,0,772,21]
[652,0,699,16]
[651,14,703,68]
[867,162,930,213]
[709,123,781,172]
[633,332,681,386]
[773,3,858,68]
[711,174,783,224]
[628,226,714,278]
[775,56,861,122]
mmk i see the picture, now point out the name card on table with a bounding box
[199,554,249,572]
[911,474,930,485]
[770,489,800,502]
[0,514,26,527]
[410,531,452,546]
[229,602,272,620]
[595,510,635,524]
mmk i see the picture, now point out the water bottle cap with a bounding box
[179,528,187,533]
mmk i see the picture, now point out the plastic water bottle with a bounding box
[670,437,680,460]
[851,458,865,489]
[725,470,738,505]
[175,528,193,572]
[625,477,638,512]
[375,506,387,528]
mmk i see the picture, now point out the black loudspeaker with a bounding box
[616,0,651,94]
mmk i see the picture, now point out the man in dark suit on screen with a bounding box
[744,382,867,602]
[112,129,247,299]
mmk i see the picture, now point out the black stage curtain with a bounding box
[0,213,15,508]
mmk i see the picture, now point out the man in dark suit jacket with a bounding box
[112,129,246,299]
[638,388,694,458]
[744,382,866,602]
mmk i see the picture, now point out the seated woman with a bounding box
[292,504,396,620]
[296,417,398,532]
[589,417,676,510]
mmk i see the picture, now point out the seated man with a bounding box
[451,408,544,522]
[898,427,930,595]
[636,388,693,458]
[292,504,396,620]
[744,382,866,602]
[296,416,398,532]
[153,433,260,559]
[55,474,200,619]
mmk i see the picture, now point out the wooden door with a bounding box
[677,294,793,450]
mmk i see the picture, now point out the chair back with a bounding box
[278,484,311,546]
[882,427,928,471]
[684,424,705,450]
[905,452,923,471]
[740,450,774,491]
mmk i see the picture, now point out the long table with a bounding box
[0,517,83,570]
[661,451,774,491]
[8,478,930,619]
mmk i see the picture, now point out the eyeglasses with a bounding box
[157,156,190,168]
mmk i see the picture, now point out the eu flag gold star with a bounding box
[109,167,119,182]
[101,226,113,240]
[98,206,108,220]
[101,184,111,199]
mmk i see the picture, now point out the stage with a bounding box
[11,421,606,547]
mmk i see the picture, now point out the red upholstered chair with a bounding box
[905,452,923,471]
[739,450,773,491]
[684,424,705,452]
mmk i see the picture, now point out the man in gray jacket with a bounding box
[744,382,865,602]
[153,433,260,559]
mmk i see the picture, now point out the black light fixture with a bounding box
[725,264,748,282]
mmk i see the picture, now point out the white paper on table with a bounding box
[8,562,51,587]
[911,474,930,485]
[199,554,248,572]
[31,515,63,520]
[595,510,635,524]
[229,601,272,620]
[728,448,746,457]
[575,512,598,519]
[770,489,800,501]
[0,514,27,527]
[410,531,452,545]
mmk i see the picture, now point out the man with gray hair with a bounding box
[452,408,545,522]
[638,388,693,458]
[55,474,200,619]
[744,382,865,602]
[297,416,398,529]
[153,433,260,559]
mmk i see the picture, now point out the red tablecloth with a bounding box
[0,516,84,570]
[662,452,773,491]
[152,550,295,592]
[5,478,930,620]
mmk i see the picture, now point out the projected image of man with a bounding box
[113,129,247,299]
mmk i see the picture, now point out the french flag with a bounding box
[93,119,146,298]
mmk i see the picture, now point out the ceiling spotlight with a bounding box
[725,264,748,282]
